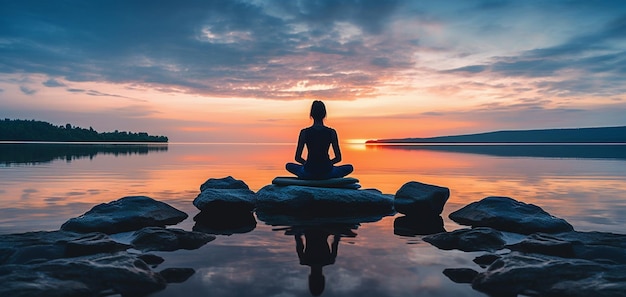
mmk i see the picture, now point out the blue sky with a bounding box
[1,0,625,142]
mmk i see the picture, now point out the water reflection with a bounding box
[193,207,257,235]
[0,142,168,165]
[366,144,626,160]
[394,215,445,237]
[280,224,358,296]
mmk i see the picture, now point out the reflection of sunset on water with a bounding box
[2,143,626,234]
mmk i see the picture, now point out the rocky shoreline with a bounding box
[1,176,624,296]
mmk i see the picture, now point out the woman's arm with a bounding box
[330,129,342,164]
[294,129,306,164]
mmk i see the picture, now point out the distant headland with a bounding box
[0,119,168,142]
[366,126,626,144]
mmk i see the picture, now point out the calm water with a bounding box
[1,142,625,297]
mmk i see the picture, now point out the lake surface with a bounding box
[1,142,625,296]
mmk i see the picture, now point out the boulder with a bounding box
[200,175,250,191]
[507,231,626,264]
[194,177,256,212]
[61,196,188,234]
[394,181,450,216]
[0,230,130,265]
[423,227,506,252]
[449,196,573,234]
[159,267,196,283]
[131,227,216,252]
[472,252,626,297]
[443,268,479,284]
[255,185,394,217]
[0,253,167,297]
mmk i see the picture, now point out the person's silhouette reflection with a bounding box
[293,227,356,296]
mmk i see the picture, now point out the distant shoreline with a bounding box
[366,126,626,144]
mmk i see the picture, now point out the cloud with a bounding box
[19,85,37,95]
[42,78,65,87]
[0,0,414,100]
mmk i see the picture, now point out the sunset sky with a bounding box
[1,0,625,143]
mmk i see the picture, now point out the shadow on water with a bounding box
[366,144,626,160]
[0,142,168,165]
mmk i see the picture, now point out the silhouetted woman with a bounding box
[286,100,354,180]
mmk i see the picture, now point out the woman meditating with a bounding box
[286,100,354,180]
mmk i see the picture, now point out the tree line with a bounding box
[0,119,168,142]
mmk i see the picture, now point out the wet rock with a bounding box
[137,253,165,266]
[443,268,479,284]
[0,230,129,265]
[0,267,91,297]
[256,185,394,216]
[65,232,131,257]
[0,253,167,297]
[61,196,188,234]
[508,231,626,264]
[159,267,195,283]
[449,196,573,234]
[394,181,449,216]
[200,175,250,191]
[194,176,256,212]
[131,227,216,252]
[423,227,505,252]
[393,215,445,237]
[472,252,626,297]
[473,254,501,268]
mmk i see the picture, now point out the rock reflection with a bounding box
[393,215,445,237]
[192,207,256,235]
[280,224,358,296]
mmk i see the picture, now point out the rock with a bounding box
[256,210,388,227]
[423,227,506,252]
[443,268,479,284]
[0,267,92,297]
[159,267,196,283]
[131,227,216,252]
[193,177,256,212]
[0,253,167,297]
[449,196,573,234]
[393,215,445,237]
[61,196,188,234]
[394,181,450,216]
[0,230,129,265]
[137,253,165,266]
[200,176,250,191]
[473,254,501,267]
[256,185,394,217]
[65,232,131,257]
[507,231,626,264]
[472,252,626,297]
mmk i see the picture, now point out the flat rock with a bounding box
[449,196,573,234]
[0,230,130,265]
[0,253,167,297]
[61,196,188,234]
[256,185,394,217]
[507,231,626,264]
[423,227,506,252]
[131,227,216,252]
[272,176,360,189]
[394,181,450,216]
[443,268,479,284]
[194,177,256,212]
[472,252,626,297]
